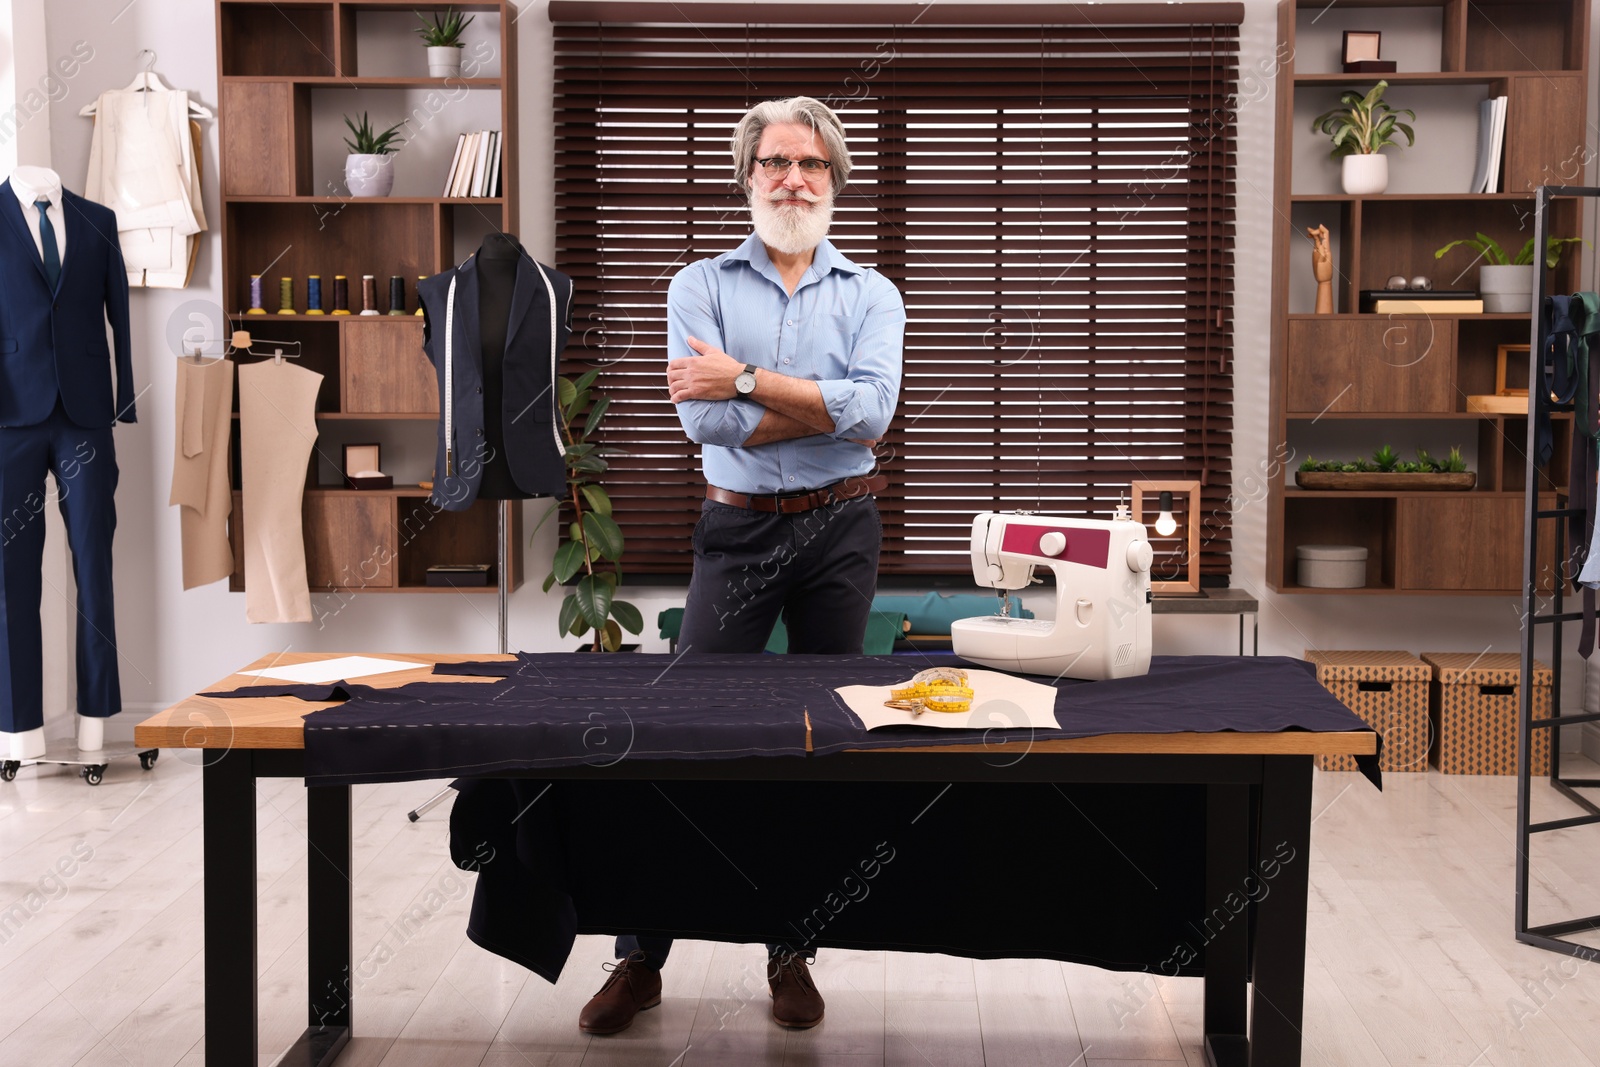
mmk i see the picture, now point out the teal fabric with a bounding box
[871,591,1032,632]
[658,593,1024,650]
[657,606,907,654]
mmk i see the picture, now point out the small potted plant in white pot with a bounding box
[1310,80,1415,195]
[343,112,405,198]
[1435,233,1589,313]
[416,9,475,77]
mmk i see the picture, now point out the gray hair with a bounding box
[730,96,851,192]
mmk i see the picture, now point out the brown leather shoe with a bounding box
[578,951,662,1034]
[768,952,825,1028]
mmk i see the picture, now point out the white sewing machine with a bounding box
[950,508,1154,681]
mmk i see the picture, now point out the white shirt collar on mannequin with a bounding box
[11,165,63,209]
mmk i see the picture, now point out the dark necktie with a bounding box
[34,197,60,290]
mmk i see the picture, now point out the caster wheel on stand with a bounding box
[0,761,17,782]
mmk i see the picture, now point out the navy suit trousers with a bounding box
[615,494,882,969]
[0,400,121,732]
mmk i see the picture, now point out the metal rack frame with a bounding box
[1517,184,1600,961]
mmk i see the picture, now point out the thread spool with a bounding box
[247,274,266,315]
[416,276,426,315]
[306,275,325,314]
[277,276,296,315]
[360,274,380,316]
[331,275,351,315]
[388,276,406,315]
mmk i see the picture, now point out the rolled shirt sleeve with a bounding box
[667,263,766,447]
[816,274,904,441]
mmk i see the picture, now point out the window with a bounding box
[551,3,1239,578]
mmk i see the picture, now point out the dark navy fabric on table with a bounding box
[204,652,1379,786]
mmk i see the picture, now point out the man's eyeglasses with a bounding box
[755,157,832,178]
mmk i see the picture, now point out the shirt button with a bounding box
[783,358,791,364]
[786,319,793,326]
[787,476,795,482]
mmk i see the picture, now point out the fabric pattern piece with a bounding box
[238,360,321,622]
[169,358,234,588]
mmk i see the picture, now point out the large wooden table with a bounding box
[137,652,1376,1067]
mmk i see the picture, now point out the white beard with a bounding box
[750,188,833,256]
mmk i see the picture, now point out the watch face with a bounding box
[735,371,756,395]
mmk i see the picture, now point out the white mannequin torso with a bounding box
[9,165,67,262]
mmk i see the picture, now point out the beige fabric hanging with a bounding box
[169,357,234,589]
[238,360,321,623]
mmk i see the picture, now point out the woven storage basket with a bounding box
[1305,650,1431,772]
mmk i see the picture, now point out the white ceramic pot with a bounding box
[1341,153,1389,195]
[427,45,463,78]
[1479,263,1534,313]
[345,153,395,198]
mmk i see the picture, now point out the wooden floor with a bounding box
[2,755,1599,1066]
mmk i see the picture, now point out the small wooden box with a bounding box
[1305,650,1432,772]
[1421,652,1551,775]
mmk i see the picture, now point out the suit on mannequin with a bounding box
[0,166,135,758]
[418,235,573,510]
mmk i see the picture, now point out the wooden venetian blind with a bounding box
[550,2,1239,578]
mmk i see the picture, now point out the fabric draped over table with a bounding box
[202,654,1379,982]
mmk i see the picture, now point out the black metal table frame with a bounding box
[202,747,1315,1067]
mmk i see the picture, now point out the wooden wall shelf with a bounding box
[217,0,521,597]
[1267,0,1587,596]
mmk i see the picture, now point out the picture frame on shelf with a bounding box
[1131,480,1202,596]
[1495,343,1532,398]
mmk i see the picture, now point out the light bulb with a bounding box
[1154,490,1178,537]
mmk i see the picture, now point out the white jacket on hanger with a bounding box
[84,88,207,288]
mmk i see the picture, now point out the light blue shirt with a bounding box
[669,234,905,494]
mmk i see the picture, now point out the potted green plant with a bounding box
[342,112,405,197]
[416,10,475,77]
[1434,233,1589,313]
[1309,80,1415,195]
[535,369,644,651]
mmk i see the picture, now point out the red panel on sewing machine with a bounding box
[999,524,1110,569]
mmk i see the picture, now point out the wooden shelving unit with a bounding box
[216,0,521,595]
[1267,0,1588,595]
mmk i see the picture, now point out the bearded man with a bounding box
[575,96,905,1037]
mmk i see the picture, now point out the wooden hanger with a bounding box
[79,51,214,119]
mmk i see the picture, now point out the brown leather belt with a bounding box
[707,474,887,514]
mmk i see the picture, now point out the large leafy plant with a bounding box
[1435,233,1588,269]
[1310,81,1415,156]
[342,112,405,155]
[536,369,643,651]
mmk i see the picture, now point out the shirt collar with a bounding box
[10,167,63,211]
[723,233,865,280]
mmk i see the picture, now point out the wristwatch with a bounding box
[734,363,758,396]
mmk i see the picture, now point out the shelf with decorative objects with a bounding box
[216,0,521,595]
[1267,0,1587,595]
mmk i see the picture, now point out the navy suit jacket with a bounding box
[0,181,136,428]
[418,253,572,510]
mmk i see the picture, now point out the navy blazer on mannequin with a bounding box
[0,181,136,428]
[418,252,572,511]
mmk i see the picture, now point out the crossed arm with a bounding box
[667,337,846,445]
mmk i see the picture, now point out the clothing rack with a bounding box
[1517,184,1600,962]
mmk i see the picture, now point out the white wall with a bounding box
[24,0,1599,746]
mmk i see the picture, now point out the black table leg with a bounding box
[1248,755,1314,1067]
[1203,783,1250,1067]
[204,752,257,1067]
[287,783,353,1064]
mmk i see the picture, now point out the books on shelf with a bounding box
[1469,96,1508,194]
[442,130,501,198]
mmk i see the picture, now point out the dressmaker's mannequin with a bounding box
[0,165,136,759]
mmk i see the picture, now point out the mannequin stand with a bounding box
[405,500,512,823]
[0,732,159,786]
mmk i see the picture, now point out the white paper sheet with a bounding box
[835,669,1060,731]
[238,656,427,685]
